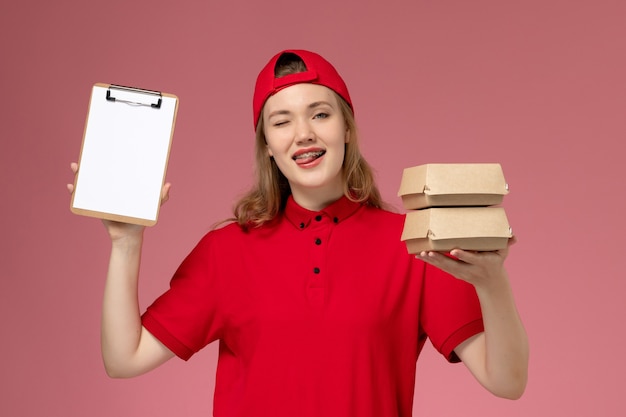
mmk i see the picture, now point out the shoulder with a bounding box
[362,202,405,218]
[196,221,248,245]
[358,204,406,230]
[179,221,255,270]
[195,217,285,248]
[344,205,412,254]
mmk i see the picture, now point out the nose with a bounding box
[295,119,315,144]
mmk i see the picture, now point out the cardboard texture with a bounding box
[399,163,513,253]
[401,207,513,253]
[398,163,509,210]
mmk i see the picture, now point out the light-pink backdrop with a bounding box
[2,0,624,416]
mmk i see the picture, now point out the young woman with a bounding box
[69,49,528,416]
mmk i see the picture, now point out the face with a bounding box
[263,83,349,210]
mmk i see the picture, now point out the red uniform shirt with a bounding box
[142,196,484,417]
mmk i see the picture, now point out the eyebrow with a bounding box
[267,101,334,119]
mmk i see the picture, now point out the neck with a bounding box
[290,186,344,212]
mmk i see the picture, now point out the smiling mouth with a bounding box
[293,150,326,164]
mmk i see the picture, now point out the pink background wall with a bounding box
[2,0,624,415]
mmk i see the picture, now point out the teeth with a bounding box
[294,151,324,160]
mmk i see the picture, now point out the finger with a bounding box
[418,251,473,279]
[493,238,515,259]
[418,250,462,268]
[449,249,482,264]
[68,162,78,194]
[161,182,171,203]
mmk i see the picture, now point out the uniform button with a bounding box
[333,217,339,223]
[313,267,320,274]
[315,215,322,221]
[315,238,322,245]
[299,222,305,229]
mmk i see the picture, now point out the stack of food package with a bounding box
[398,164,512,254]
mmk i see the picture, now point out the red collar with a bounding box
[284,195,362,230]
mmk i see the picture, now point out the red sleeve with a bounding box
[141,231,226,361]
[419,262,484,363]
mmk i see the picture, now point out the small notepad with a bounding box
[71,83,179,226]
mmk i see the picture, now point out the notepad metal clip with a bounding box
[106,84,163,109]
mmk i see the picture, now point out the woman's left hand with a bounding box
[419,236,528,400]
[416,236,517,289]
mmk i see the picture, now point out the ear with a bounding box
[344,128,350,144]
[266,144,274,157]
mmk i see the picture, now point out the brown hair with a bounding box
[231,55,384,230]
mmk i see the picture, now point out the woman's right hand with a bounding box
[67,162,172,242]
[68,162,176,377]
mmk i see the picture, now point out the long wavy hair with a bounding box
[232,55,384,230]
